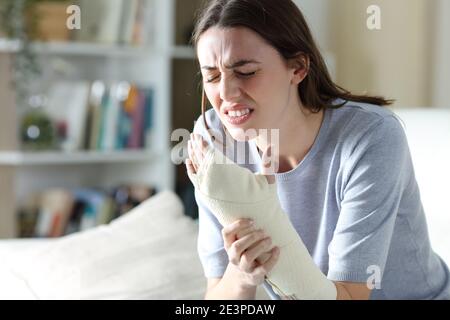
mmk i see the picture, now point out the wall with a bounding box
[293,0,331,51]
[328,0,431,108]
[431,0,450,108]
[294,0,449,108]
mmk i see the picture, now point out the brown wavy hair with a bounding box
[191,0,394,129]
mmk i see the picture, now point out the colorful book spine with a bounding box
[127,89,146,149]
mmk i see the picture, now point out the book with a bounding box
[127,89,146,149]
[142,87,154,149]
[35,189,74,238]
[45,81,91,152]
[86,81,106,150]
[73,189,109,231]
[118,0,140,44]
[100,83,122,151]
[134,0,156,45]
[44,81,154,152]
[19,184,156,237]
[75,0,123,44]
[74,0,103,43]
[96,0,124,44]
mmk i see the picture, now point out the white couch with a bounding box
[391,108,450,265]
[0,191,208,300]
[0,108,448,300]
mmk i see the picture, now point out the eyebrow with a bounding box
[201,59,261,70]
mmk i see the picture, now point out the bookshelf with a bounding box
[0,150,161,166]
[0,0,199,238]
[0,39,195,58]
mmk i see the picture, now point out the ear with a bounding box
[288,53,310,85]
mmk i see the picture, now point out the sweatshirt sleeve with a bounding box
[328,115,413,284]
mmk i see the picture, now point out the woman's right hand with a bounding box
[222,219,280,288]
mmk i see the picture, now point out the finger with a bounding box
[245,237,272,264]
[256,251,272,265]
[193,134,210,158]
[228,229,266,265]
[185,158,196,175]
[187,140,195,170]
[236,225,256,240]
[261,145,277,183]
[191,134,205,166]
[261,145,272,170]
[188,140,199,172]
[222,219,254,249]
[209,129,225,150]
[253,246,280,278]
[210,130,223,146]
[240,237,272,273]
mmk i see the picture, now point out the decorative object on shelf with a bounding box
[0,0,71,101]
[0,0,40,101]
[28,0,72,42]
[20,94,56,151]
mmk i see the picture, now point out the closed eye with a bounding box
[205,75,220,83]
[236,71,256,77]
[205,71,256,83]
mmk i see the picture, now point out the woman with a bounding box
[185,0,450,300]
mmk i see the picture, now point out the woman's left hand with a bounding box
[186,133,209,175]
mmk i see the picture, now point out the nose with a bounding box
[219,75,241,102]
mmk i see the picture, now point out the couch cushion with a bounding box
[1,191,206,300]
[391,109,450,265]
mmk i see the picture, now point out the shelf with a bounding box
[0,39,156,57]
[0,39,196,59]
[0,150,161,166]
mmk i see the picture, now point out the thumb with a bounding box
[261,145,278,184]
[209,129,225,151]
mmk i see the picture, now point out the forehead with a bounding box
[197,27,273,66]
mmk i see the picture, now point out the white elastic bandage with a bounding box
[188,147,337,300]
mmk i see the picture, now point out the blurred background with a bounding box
[0,0,449,240]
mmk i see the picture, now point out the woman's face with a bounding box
[197,26,301,141]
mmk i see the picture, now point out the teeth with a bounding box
[228,109,250,117]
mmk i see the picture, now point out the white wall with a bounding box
[431,0,450,108]
[295,0,450,108]
[293,0,331,51]
[293,0,336,79]
[329,0,431,108]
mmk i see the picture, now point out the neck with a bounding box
[255,102,324,173]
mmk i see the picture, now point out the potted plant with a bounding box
[0,0,71,100]
[0,0,70,150]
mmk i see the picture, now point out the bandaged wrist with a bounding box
[188,147,337,300]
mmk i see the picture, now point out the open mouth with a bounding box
[224,108,255,125]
